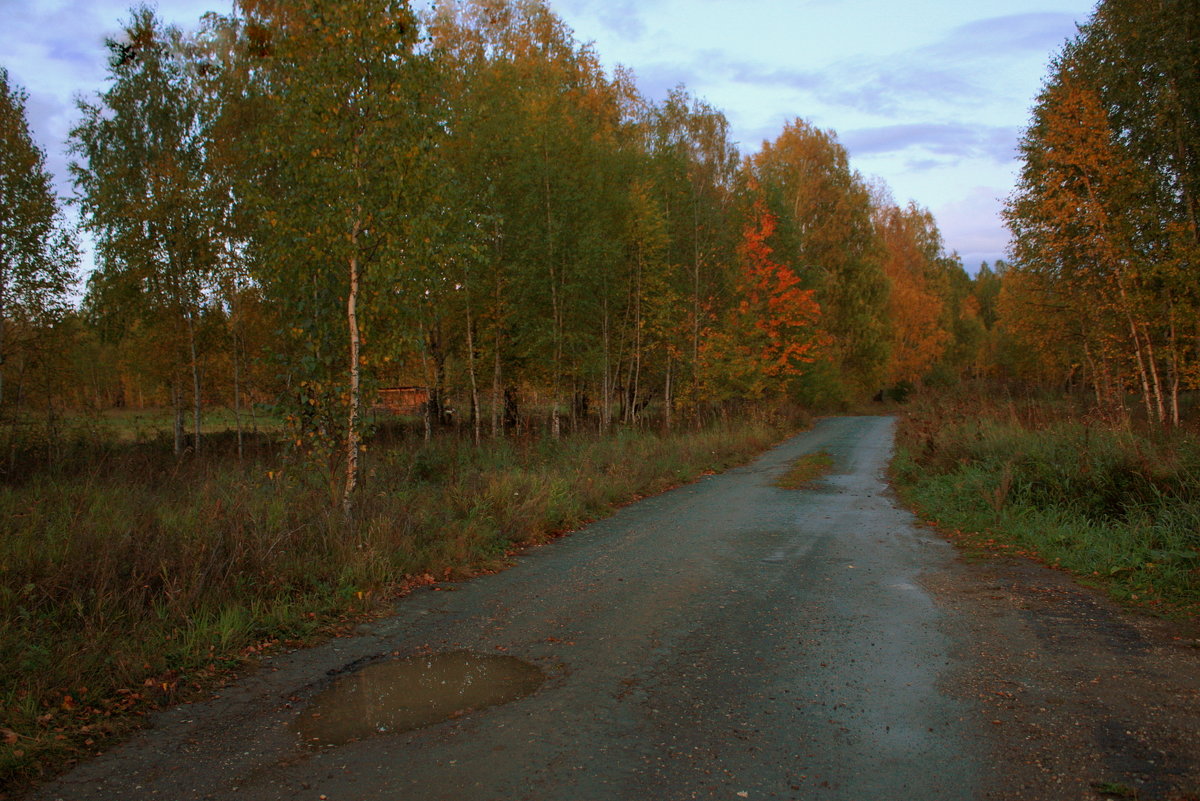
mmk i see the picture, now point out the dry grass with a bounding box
[774,450,834,489]
[0,414,800,790]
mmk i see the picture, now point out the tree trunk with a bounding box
[233,328,244,459]
[692,192,701,381]
[230,278,244,459]
[1128,320,1156,424]
[1142,324,1166,425]
[601,292,612,430]
[631,245,643,426]
[0,281,6,409]
[492,327,502,438]
[173,379,184,457]
[419,329,433,443]
[664,354,673,431]
[490,220,503,438]
[185,308,202,455]
[464,290,481,446]
[1114,271,1159,425]
[543,137,562,440]
[343,219,362,520]
[1168,308,1181,426]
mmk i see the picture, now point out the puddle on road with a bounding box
[292,651,545,747]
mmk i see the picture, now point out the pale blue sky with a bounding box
[2,0,1097,270]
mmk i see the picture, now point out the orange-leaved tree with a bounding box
[874,202,949,385]
[701,195,822,403]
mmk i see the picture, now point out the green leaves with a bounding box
[750,120,890,400]
[0,67,78,407]
[233,0,437,506]
[70,7,223,453]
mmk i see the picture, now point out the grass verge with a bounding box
[891,392,1200,616]
[775,450,834,489]
[0,414,798,791]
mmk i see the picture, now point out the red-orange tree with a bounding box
[701,196,821,402]
[750,120,888,400]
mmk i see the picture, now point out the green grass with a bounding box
[892,392,1200,614]
[94,406,284,441]
[775,450,834,489]
[0,414,800,790]
[1089,781,1141,798]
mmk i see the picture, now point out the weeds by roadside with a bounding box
[0,415,797,791]
[775,450,834,489]
[892,390,1200,616]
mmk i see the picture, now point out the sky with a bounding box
[1,0,1098,272]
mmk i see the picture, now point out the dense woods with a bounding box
[1003,0,1200,425]
[2,0,994,499]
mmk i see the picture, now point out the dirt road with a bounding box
[32,416,1200,801]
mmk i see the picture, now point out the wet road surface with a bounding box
[36,416,985,800]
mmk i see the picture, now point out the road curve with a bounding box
[35,416,985,801]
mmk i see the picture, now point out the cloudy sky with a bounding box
[2,0,1097,271]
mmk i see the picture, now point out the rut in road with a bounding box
[35,416,984,801]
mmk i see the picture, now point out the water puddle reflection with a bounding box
[292,650,545,747]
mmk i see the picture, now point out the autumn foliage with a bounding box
[732,197,822,380]
[875,203,949,385]
[1002,0,1200,425]
[6,0,997,487]
[698,196,822,402]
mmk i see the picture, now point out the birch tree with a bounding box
[71,7,217,454]
[0,68,77,411]
[238,0,434,515]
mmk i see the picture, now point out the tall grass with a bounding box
[893,390,1200,613]
[0,414,795,787]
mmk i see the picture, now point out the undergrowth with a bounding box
[892,390,1200,615]
[0,414,797,790]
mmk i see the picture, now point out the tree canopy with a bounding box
[7,0,1016,505]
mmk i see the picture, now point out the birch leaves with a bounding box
[1004,0,1199,424]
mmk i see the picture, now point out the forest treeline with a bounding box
[1004,0,1200,426]
[2,0,1000,507]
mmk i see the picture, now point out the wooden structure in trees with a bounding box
[374,386,430,416]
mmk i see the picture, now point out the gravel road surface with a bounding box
[36,415,1195,801]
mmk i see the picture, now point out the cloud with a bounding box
[658,50,985,120]
[736,118,798,152]
[841,123,1019,164]
[0,2,118,197]
[824,63,982,116]
[699,51,827,93]
[2,0,220,199]
[555,0,652,41]
[619,61,697,104]
[836,12,1083,111]
[934,186,1011,269]
[666,12,1080,119]
[933,13,1081,58]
